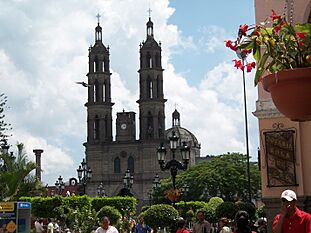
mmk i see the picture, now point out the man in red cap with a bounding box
[272,189,311,233]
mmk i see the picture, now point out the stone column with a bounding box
[33,149,44,182]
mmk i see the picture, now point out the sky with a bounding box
[0,0,258,186]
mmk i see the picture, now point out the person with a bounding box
[272,189,311,233]
[256,218,266,233]
[47,219,54,233]
[95,216,119,233]
[233,211,256,233]
[218,217,232,233]
[35,219,45,233]
[135,217,152,233]
[176,218,189,233]
[193,210,211,233]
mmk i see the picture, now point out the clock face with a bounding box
[121,123,127,130]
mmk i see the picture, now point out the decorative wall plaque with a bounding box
[264,129,297,187]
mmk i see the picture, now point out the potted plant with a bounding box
[225,10,311,121]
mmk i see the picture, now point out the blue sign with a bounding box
[17,202,31,209]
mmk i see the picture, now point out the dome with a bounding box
[165,126,199,148]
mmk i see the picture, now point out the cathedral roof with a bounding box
[165,126,200,148]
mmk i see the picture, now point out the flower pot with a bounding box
[263,67,311,121]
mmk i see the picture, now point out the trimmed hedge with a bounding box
[19,195,136,218]
[96,206,122,225]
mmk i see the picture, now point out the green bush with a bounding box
[143,204,179,230]
[91,196,136,216]
[235,201,256,220]
[96,206,122,225]
[215,202,237,220]
[176,201,208,219]
[256,205,267,218]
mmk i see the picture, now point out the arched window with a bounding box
[94,57,100,72]
[155,53,160,67]
[114,157,121,173]
[156,75,160,98]
[103,81,106,102]
[147,76,153,98]
[146,53,152,68]
[94,80,99,102]
[128,156,134,173]
[147,111,153,138]
[94,115,100,140]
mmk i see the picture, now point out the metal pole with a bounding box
[242,59,252,203]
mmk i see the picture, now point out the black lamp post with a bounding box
[123,169,134,191]
[97,182,105,197]
[236,46,252,203]
[77,158,92,195]
[157,131,190,191]
[152,174,161,203]
[181,183,189,201]
[55,175,65,195]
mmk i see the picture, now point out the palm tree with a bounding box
[0,143,37,201]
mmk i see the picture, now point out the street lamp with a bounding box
[152,174,161,203]
[181,183,189,201]
[123,169,134,190]
[97,182,105,197]
[77,158,92,195]
[236,45,252,203]
[157,131,190,191]
[55,175,65,195]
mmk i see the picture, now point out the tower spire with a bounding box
[96,13,101,25]
[95,13,102,42]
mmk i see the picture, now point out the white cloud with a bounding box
[0,0,259,185]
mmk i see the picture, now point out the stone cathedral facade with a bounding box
[84,16,201,204]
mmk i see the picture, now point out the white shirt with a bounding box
[95,226,119,233]
[34,221,44,233]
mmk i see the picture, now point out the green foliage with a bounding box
[0,93,12,142]
[204,197,224,223]
[96,206,122,225]
[91,196,136,216]
[235,201,256,220]
[215,202,237,220]
[256,205,267,218]
[143,204,179,230]
[172,153,261,202]
[0,143,37,201]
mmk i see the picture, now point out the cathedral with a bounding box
[84,15,201,204]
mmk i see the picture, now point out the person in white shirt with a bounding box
[95,216,119,233]
[47,219,54,233]
[34,219,45,233]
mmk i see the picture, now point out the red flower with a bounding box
[242,49,252,55]
[246,62,256,72]
[298,42,305,48]
[270,10,281,21]
[253,30,260,37]
[224,40,237,51]
[273,25,281,33]
[239,24,249,36]
[296,32,307,40]
[233,59,244,71]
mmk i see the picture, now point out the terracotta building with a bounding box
[253,0,311,231]
[83,16,201,204]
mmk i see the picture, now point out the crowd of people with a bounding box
[32,189,311,233]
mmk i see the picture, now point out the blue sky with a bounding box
[0,0,259,186]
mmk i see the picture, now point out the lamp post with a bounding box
[123,169,133,192]
[55,175,65,195]
[236,46,252,203]
[77,158,92,195]
[97,182,105,197]
[152,174,161,203]
[157,131,190,191]
[181,183,189,201]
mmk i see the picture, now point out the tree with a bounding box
[157,153,261,202]
[0,143,37,201]
[0,93,12,144]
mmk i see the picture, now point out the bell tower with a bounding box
[137,15,166,141]
[86,15,114,144]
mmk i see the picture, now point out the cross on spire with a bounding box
[96,13,101,24]
[147,8,152,18]
[174,103,178,110]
